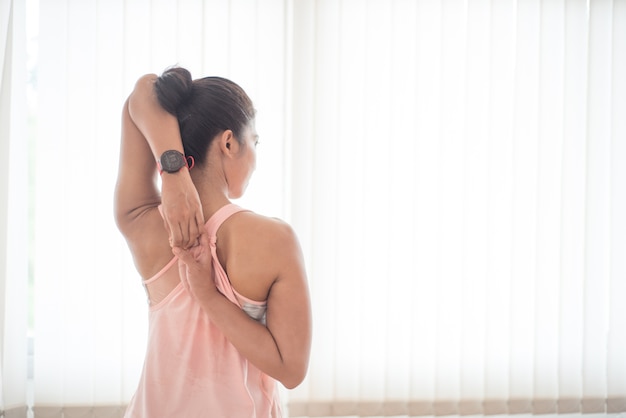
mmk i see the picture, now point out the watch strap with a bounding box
[158,150,194,174]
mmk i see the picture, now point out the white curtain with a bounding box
[287,0,626,416]
[1,0,29,417]
[1,0,623,417]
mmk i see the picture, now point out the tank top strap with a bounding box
[205,204,247,236]
[204,204,249,307]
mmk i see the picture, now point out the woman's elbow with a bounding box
[279,364,308,389]
[113,202,133,239]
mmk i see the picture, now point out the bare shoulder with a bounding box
[219,211,306,301]
[245,212,299,244]
[224,210,299,247]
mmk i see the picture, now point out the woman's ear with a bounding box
[219,130,239,157]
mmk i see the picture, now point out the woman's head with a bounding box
[153,67,256,168]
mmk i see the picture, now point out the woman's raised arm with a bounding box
[115,74,204,250]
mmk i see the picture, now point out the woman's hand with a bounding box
[173,232,218,302]
[161,170,204,249]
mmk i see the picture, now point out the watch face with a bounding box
[161,150,186,173]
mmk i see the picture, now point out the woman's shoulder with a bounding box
[219,210,303,299]
[230,211,299,247]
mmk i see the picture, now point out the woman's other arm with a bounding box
[174,220,312,389]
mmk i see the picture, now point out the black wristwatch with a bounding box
[159,150,186,173]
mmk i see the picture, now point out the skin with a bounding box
[114,74,312,389]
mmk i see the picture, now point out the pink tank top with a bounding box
[124,204,282,418]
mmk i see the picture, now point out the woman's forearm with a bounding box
[127,74,185,160]
[173,230,311,389]
[196,292,305,389]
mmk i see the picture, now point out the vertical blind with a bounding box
[1,0,29,417]
[0,0,625,417]
[288,0,626,416]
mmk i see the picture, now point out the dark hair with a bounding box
[153,67,255,166]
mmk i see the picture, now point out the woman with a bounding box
[114,67,311,417]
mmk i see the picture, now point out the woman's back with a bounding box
[125,204,283,418]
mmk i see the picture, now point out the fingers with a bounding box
[193,210,205,243]
[168,222,183,248]
[193,230,207,246]
[187,216,201,249]
[167,220,193,249]
[172,244,195,266]
[167,213,204,249]
[180,223,191,249]
[183,209,205,249]
[173,232,215,301]
[173,232,208,263]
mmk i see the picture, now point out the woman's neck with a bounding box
[190,169,232,222]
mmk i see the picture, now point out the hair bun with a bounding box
[154,66,193,115]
